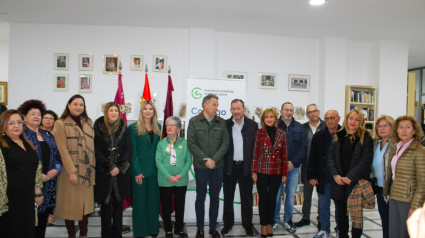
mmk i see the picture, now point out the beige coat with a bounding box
[53,116,95,220]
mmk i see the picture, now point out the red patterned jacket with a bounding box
[251,127,288,176]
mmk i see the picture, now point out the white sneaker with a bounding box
[313,230,330,238]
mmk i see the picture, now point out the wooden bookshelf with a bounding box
[345,85,377,130]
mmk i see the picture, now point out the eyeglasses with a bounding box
[29,112,42,117]
[324,117,337,121]
[7,120,24,126]
[282,109,294,112]
[307,110,319,115]
[376,125,390,129]
[166,124,178,128]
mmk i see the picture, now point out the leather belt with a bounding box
[233,160,243,164]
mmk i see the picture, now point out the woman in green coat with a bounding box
[130,100,162,238]
[156,116,192,238]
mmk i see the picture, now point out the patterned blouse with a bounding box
[0,148,8,216]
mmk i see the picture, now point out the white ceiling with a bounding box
[1,0,425,69]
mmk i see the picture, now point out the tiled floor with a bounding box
[46,199,384,238]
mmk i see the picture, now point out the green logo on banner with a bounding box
[192,87,202,99]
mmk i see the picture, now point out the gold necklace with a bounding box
[13,138,24,148]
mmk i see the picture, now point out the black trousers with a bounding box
[334,200,362,238]
[100,194,123,238]
[223,163,253,229]
[256,173,282,226]
[35,209,52,238]
[160,186,187,233]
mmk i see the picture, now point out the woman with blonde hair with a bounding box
[371,115,395,238]
[94,102,132,238]
[328,108,374,238]
[383,115,425,238]
[129,100,162,238]
[53,94,95,238]
[251,108,287,237]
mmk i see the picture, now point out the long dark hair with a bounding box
[103,102,122,134]
[60,94,90,121]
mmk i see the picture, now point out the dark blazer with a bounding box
[327,129,373,201]
[251,127,288,176]
[307,125,341,194]
[278,117,306,168]
[94,118,132,203]
[224,116,258,176]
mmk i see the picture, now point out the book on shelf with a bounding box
[350,90,375,103]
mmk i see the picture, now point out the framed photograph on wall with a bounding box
[54,53,69,70]
[0,82,7,105]
[54,74,69,92]
[103,54,120,75]
[131,55,144,71]
[288,74,310,92]
[223,72,247,80]
[258,72,277,89]
[153,55,167,72]
[79,74,92,93]
[79,54,93,71]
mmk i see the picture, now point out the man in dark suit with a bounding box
[307,110,341,238]
[221,99,258,236]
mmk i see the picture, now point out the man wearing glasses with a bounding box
[307,110,341,238]
[295,104,326,229]
[273,102,306,233]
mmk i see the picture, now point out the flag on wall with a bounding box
[114,74,127,123]
[142,73,152,102]
[162,75,174,138]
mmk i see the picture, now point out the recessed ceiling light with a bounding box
[309,0,327,6]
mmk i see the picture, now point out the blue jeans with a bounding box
[318,181,331,233]
[194,168,223,230]
[274,167,299,223]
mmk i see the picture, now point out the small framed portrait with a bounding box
[54,74,69,92]
[54,53,69,70]
[131,55,144,71]
[103,54,120,75]
[153,55,167,72]
[288,74,310,92]
[258,73,277,89]
[223,72,247,80]
[79,54,93,71]
[79,74,92,93]
[0,82,7,105]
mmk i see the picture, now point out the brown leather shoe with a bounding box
[122,225,131,234]
[267,224,273,237]
[209,229,220,238]
[196,229,204,238]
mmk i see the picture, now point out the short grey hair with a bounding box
[165,116,182,129]
[202,94,219,109]
[306,103,318,111]
[281,102,293,110]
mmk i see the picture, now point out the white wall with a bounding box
[8,23,189,120]
[0,22,9,83]
[216,32,320,117]
[7,23,409,123]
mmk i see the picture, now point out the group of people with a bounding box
[0,93,423,238]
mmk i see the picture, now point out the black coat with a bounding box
[224,116,258,176]
[0,136,39,237]
[327,129,373,201]
[94,118,132,204]
[307,125,340,194]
